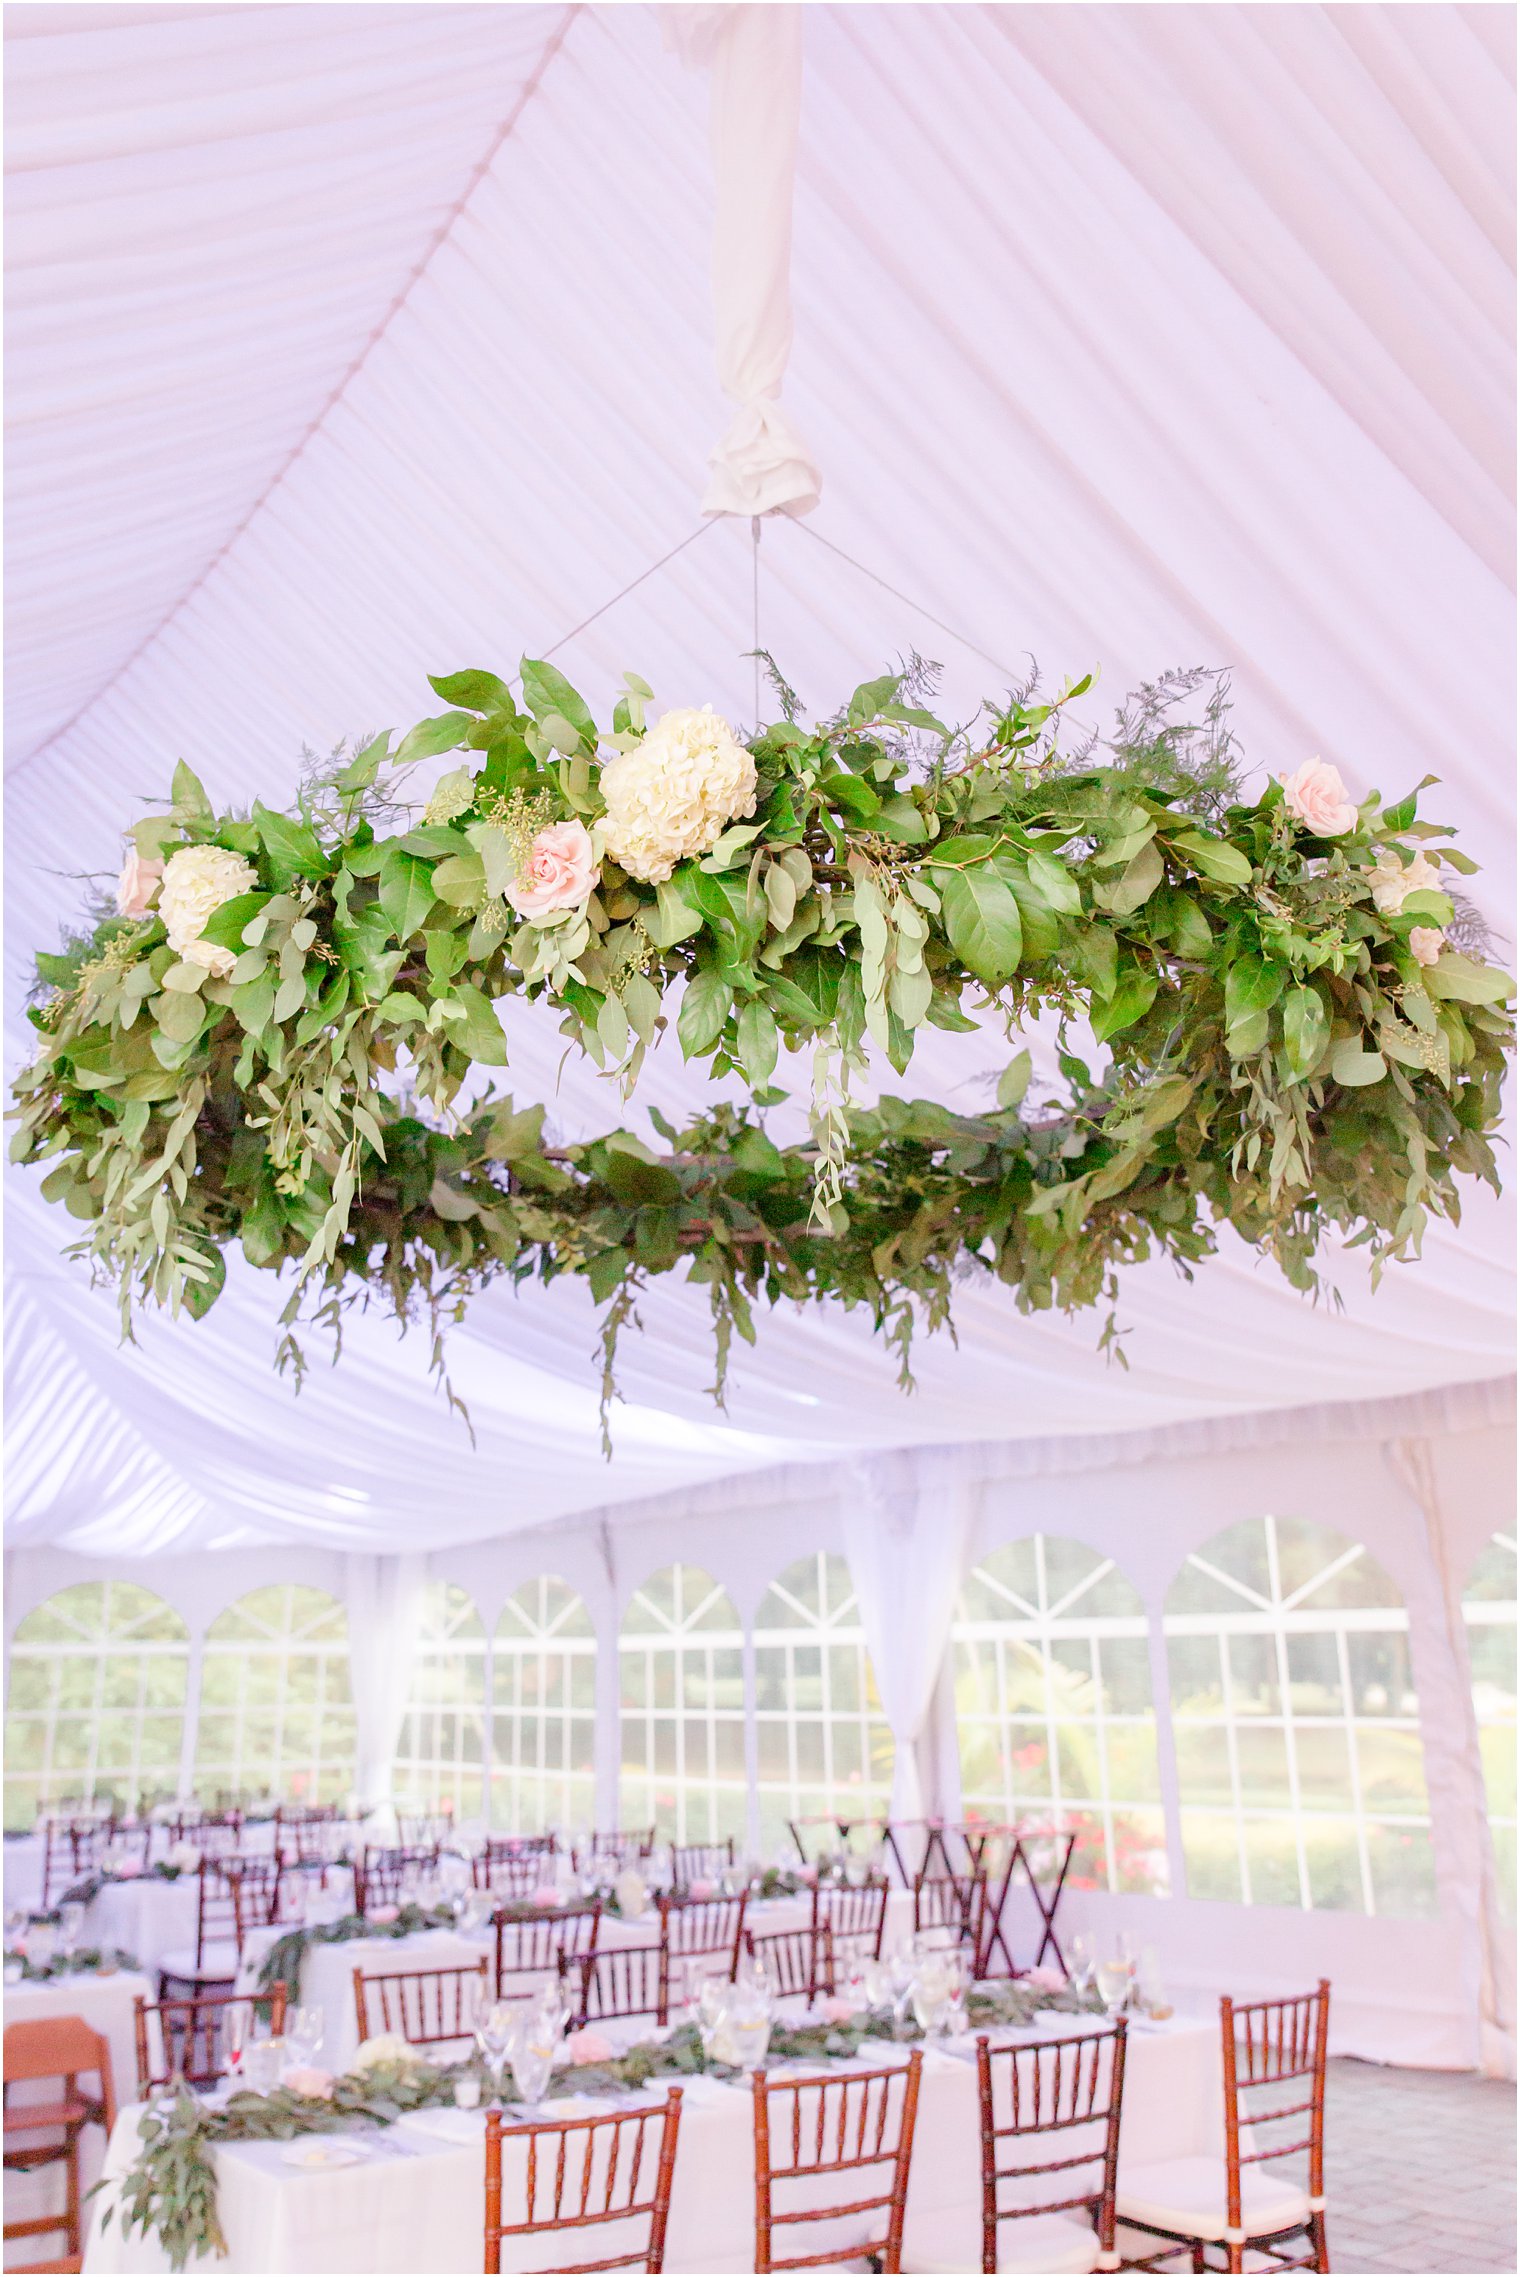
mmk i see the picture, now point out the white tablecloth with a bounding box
[4,1967,156,2264]
[82,2015,1217,2275]
[4,1833,45,1914]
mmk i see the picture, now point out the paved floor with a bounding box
[1324,2058,1516,2275]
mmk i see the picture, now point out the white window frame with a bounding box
[619,1564,746,1844]
[4,1582,190,1826]
[752,1553,894,1852]
[1461,1530,1516,1921]
[393,1581,489,1820]
[196,1584,355,1806]
[492,1575,597,1834]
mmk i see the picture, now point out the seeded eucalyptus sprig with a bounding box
[12,659,1512,1442]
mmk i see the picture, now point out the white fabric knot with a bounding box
[703,394,821,518]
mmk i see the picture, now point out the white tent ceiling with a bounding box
[4,1,1514,1555]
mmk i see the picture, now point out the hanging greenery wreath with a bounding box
[12,655,1512,1442]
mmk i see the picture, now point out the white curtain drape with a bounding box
[664,1,820,517]
[842,1454,977,1826]
[343,1551,426,1824]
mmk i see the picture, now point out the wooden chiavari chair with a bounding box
[158,1859,280,1997]
[786,1815,878,1869]
[975,2021,1126,2274]
[657,1892,747,1983]
[560,1943,669,2028]
[352,1957,490,2054]
[133,1986,288,2098]
[484,2090,684,2275]
[574,1828,655,1870]
[1117,1981,1331,2276]
[812,1875,889,1965]
[3,2016,117,2270]
[353,1843,440,1913]
[495,1903,601,2002]
[671,1837,735,1887]
[752,2050,923,2274]
[746,1922,835,2004]
[474,1851,545,1901]
[40,1815,106,1907]
[911,1868,987,1957]
[482,1834,557,1862]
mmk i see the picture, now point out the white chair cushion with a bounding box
[996,2210,1104,2273]
[1117,2155,1311,2243]
[158,1944,239,1982]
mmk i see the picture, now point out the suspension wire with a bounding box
[512,521,717,683]
[751,515,762,733]
[793,519,1018,682]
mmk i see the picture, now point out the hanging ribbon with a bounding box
[664,3,821,518]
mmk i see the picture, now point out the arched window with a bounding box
[4,1583,189,1828]
[753,1554,894,1855]
[393,1583,487,1821]
[1165,1515,1433,1915]
[952,1537,1165,1894]
[196,1586,354,1806]
[620,1563,744,1844]
[1462,1532,1516,1924]
[493,1577,596,1833]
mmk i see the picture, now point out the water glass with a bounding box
[58,1900,87,1958]
[244,2037,284,2094]
[476,2003,516,2103]
[286,2006,324,2069]
[1095,1961,1131,2019]
[507,2017,557,2108]
[1067,1932,1096,1995]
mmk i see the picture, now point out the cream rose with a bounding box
[507,819,598,920]
[158,845,257,979]
[115,848,163,919]
[1366,848,1440,913]
[1409,927,1444,967]
[598,705,757,883]
[351,2033,425,2073]
[1278,758,1358,837]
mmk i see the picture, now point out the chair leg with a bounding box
[1310,2211,1330,2273]
[65,2125,82,2262]
[1225,2246,1244,2277]
[1191,2246,1207,2273]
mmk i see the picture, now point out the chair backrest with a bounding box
[752,2052,922,2275]
[911,1869,985,1950]
[354,1843,441,1912]
[976,2023,1127,2265]
[813,1876,889,1958]
[474,1852,545,1900]
[657,1892,747,1965]
[496,1905,601,1999]
[133,1987,288,2098]
[42,1816,106,1906]
[219,1861,285,1959]
[560,1944,668,2028]
[577,1829,655,1869]
[483,1834,557,1861]
[484,2090,683,2275]
[747,1923,835,2003]
[1221,1980,1331,2228]
[352,1958,489,2051]
[671,1839,735,1887]
[3,2016,116,2135]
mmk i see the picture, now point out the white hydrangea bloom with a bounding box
[157,845,257,979]
[598,705,757,883]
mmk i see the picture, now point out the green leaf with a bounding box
[431,851,487,909]
[873,794,930,844]
[1023,848,1082,916]
[520,659,597,751]
[846,672,904,725]
[153,988,208,1044]
[377,850,438,942]
[1281,983,1331,1082]
[334,733,389,794]
[818,772,881,823]
[393,712,475,767]
[170,760,214,823]
[197,892,272,953]
[332,905,405,1001]
[936,867,1023,986]
[253,802,324,885]
[447,981,508,1066]
[997,1049,1032,1109]
[1172,831,1253,886]
[1423,954,1514,1005]
[677,971,733,1058]
[427,669,519,717]
[1090,964,1158,1041]
[1331,1039,1388,1087]
[736,999,780,1087]
[1101,838,1165,915]
[1225,955,1284,1056]
[600,1140,683,1206]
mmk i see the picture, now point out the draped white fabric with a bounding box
[343,1550,427,1821]
[3,2,1514,1557]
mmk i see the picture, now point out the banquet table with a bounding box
[236,1889,917,2076]
[4,1965,156,2247]
[82,2012,1220,2275]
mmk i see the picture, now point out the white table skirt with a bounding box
[4,1968,156,2256]
[82,2015,1217,2276]
[236,1890,915,2076]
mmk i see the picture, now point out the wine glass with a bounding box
[476,2002,516,2104]
[1067,1931,1096,1998]
[286,2005,324,2069]
[1095,1960,1131,2019]
[58,1900,86,1960]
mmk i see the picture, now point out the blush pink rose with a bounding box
[819,1997,854,2024]
[1024,1966,1066,1994]
[506,820,597,920]
[564,2028,615,2065]
[1409,927,1444,967]
[113,1858,144,1879]
[367,1903,399,1924]
[531,1885,562,1909]
[116,848,164,919]
[798,1865,818,1887]
[1278,758,1358,837]
[687,1879,714,1901]
[282,2066,334,2099]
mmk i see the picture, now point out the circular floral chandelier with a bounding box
[13,656,1512,1443]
